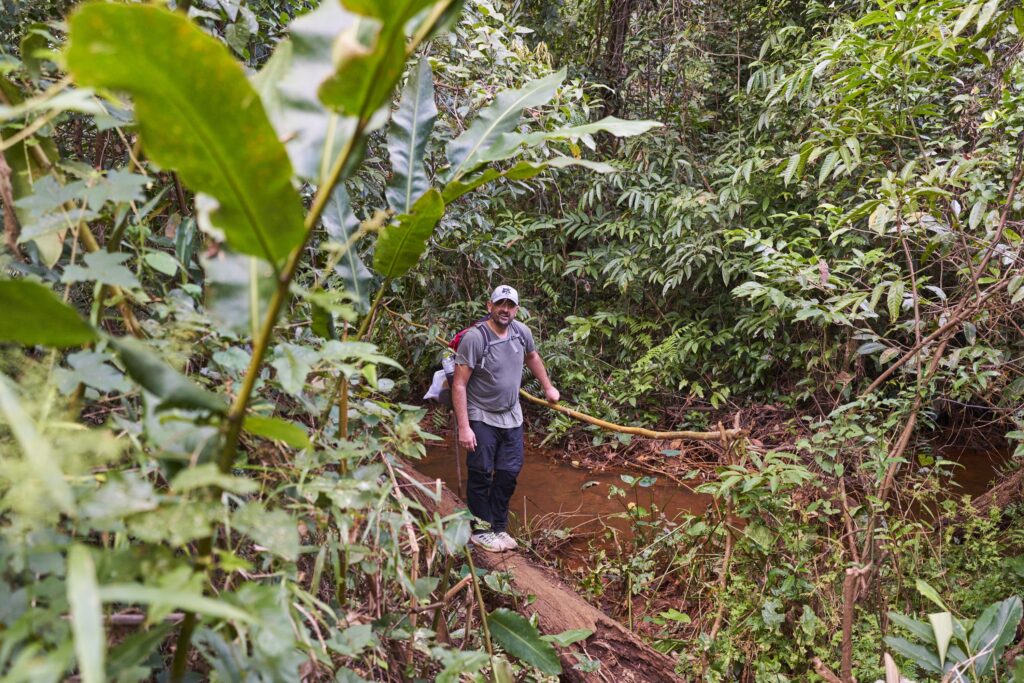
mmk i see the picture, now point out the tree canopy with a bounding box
[1,0,1024,681]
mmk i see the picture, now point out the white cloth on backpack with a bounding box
[424,368,447,401]
[424,357,457,402]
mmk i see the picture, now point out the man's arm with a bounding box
[525,351,559,403]
[452,364,477,451]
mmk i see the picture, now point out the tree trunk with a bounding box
[397,460,684,682]
[599,0,635,117]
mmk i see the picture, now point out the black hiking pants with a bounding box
[466,421,524,534]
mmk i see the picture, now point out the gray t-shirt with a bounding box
[455,320,536,428]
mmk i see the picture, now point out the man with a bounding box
[452,285,560,552]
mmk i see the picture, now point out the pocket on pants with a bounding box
[495,425,524,474]
[467,421,498,472]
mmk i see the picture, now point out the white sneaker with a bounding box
[496,531,518,551]
[470,532,503,552]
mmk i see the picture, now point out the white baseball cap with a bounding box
[490,285,519,305]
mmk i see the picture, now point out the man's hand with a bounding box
[459,425,477,452]
[544,385,560,403]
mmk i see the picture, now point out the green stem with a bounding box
[336,377,349,446]
[464,548,493,658]
[432,554,454,634]
[168,606,199,679]
[356,279,389,341]
[105,213,131,253]
[169,536,211,682]
[171,7,452,678]
[318,282,388,432]
[173,105,367,683]
[216,123,364,473]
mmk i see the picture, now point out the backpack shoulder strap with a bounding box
[472,320,496,349]
[509,320,527,344]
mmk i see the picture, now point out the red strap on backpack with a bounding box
[448,316,491,351]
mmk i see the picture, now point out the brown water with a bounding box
[415,443,709,539]
[939,446,1006,498]
[413,441,1008,543]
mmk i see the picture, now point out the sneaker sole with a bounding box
[471,539,503,553]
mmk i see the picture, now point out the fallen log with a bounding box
[974,467,1024,515]
[397,460,684,682]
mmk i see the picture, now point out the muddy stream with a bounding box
[416,443,710,543]
[414,441,1006,543]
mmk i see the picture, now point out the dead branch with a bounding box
[813,657,845,683]
[842,564,873,683]
[520,389,747,442]
[0,151,22,259]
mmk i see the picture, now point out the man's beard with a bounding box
[490,312,511,330]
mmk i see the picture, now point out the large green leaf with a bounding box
[67,545,106,683]
[887,611,935,644]
[232,503,300,561]
[0,85,105,122]
[386,57,437,213]
[201,252,276,338]
[469,116,661,168]
[0,373,75,514]
[322,185,373,312]
[109,337,226,415]
[20,24,51,81]
[538,115,660,139]
[170,464,259,495]
[969,596,1022,674]
[243,414,311,450]
[66,5,304,264]
[372,189,443,278]
[884,635,943,675]
[915,579,949,612]
[62,251,142,290]
[445,69,565,180]
[442,157,613,204]
[98,584,256,624]
[264,2,359,182]
[541,629,593,647]
[0,280,96,347]
[271,342,320,397]
[928,612,953,667]
[250,33,292,112]
[342,0,436,17]
[487,608,561,676]
[318,0,437,118]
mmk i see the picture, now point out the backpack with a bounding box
[448,316,492,352]
[423,317,526,407]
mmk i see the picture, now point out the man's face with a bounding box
[487,298,518,329]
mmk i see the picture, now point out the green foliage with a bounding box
[317,0,436,117]
[0,1,659,681]
[487,608,562,675]
[445,67,566,179]
[66,546,104,683]
[386,57,438,214]
[66,4,305,265]
[373,188,445,277]
[320,185,373,313]
[402,0,1024,444]
[0,280,96,347]
[4,0,1023,679]
[886,593,1022,679]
